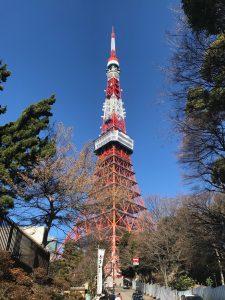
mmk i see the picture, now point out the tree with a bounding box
[0,96,56,215]
[118,194,225,286]
[0,60,55,215]
[119,232,138,279]
[50,241,84,288]
[0,60,10,113]
[174,275,195,291]
[119,196,184,286]
[12,123,94,247]
[168,3,225,192]
[51,237,104,291]
[180,193,225,285]
[168,2,225,283]
[138,215,184,287]
[182,0,225,35]
[180,33,225,192]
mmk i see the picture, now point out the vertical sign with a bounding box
[97,248,105,295]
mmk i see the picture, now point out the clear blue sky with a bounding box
[0,0,188,198]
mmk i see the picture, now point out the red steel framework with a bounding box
[54,28,148,282]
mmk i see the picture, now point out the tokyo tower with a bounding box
[55,28,147,284]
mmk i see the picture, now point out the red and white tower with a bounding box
[55,29,147,284]
[93,28,146,281]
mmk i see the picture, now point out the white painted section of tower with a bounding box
[107,59,119,67]
[102,94,126,121]
[107,65,120,80]
[94,130,134,152]
[111,36,115,52]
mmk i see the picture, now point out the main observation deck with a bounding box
[94,130,134,154]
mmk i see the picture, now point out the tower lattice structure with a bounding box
[55,29,146,281]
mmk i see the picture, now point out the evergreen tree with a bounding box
[166,1,225,285]
[182,0,225,35]
[169,2,225,192]
[0,60,55,214]
[0,61,10,114]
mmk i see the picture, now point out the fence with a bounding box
[132,280,225,300]
[192,285,225,300]
[132,280,178,300]
[0,214,50,271]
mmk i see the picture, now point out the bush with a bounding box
[33,267,53,285]
[173,275,196,290]
[10,268,32,286]
[0,250,14,279]
[206,276,213,287]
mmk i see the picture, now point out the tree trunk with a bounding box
[42,226,50,248]
[42,196,54,248]
[215,247,225,285]
[161,265,168,287]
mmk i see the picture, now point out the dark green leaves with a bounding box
[182,0,225,35]
[201,34,225,85]
[186,86,209,113]
[0,96,56,213]
[0,61,10,91]
[212,158,225,185]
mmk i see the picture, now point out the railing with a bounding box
[136,282,178,300]
[132,280,178,300]
[0,214,50,271]
[132,280,225,300]
[193,285,225,300]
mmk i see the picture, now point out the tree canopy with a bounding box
[182,0,225,35]
[12,124,94,247]
[169,1,225,192]
[0,60,55,215]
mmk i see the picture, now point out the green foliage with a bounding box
[119,233,136,278]
[212,158,225,185]
[0,61,10,116]
[186,35,225,116]
[0,95,56,170]
[0,58,56,214]
[0,60,55,215]
[206,276,213,287]
[179,3,225,191]
[0,96,56,213]
[173,275,196,291]
[186,86,208,113]
[0,60,10,92]
[51,241,84,285]
[0,195,14,216]
[185,37,225,187]
[186,87,225,117]
[51,239,98,289]
[201,34,225,85]
[182,0,225,35]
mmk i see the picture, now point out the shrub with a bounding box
[206,276,213,287]
[174,275,196,290]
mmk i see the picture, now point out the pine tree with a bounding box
[182,0,225,35]
[0,60,55,214]
[0,61,11,114]
[169,1,225,192]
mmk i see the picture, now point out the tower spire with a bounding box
[102,29,126,134]
[111,26,116,56]
[108,27,119,67]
